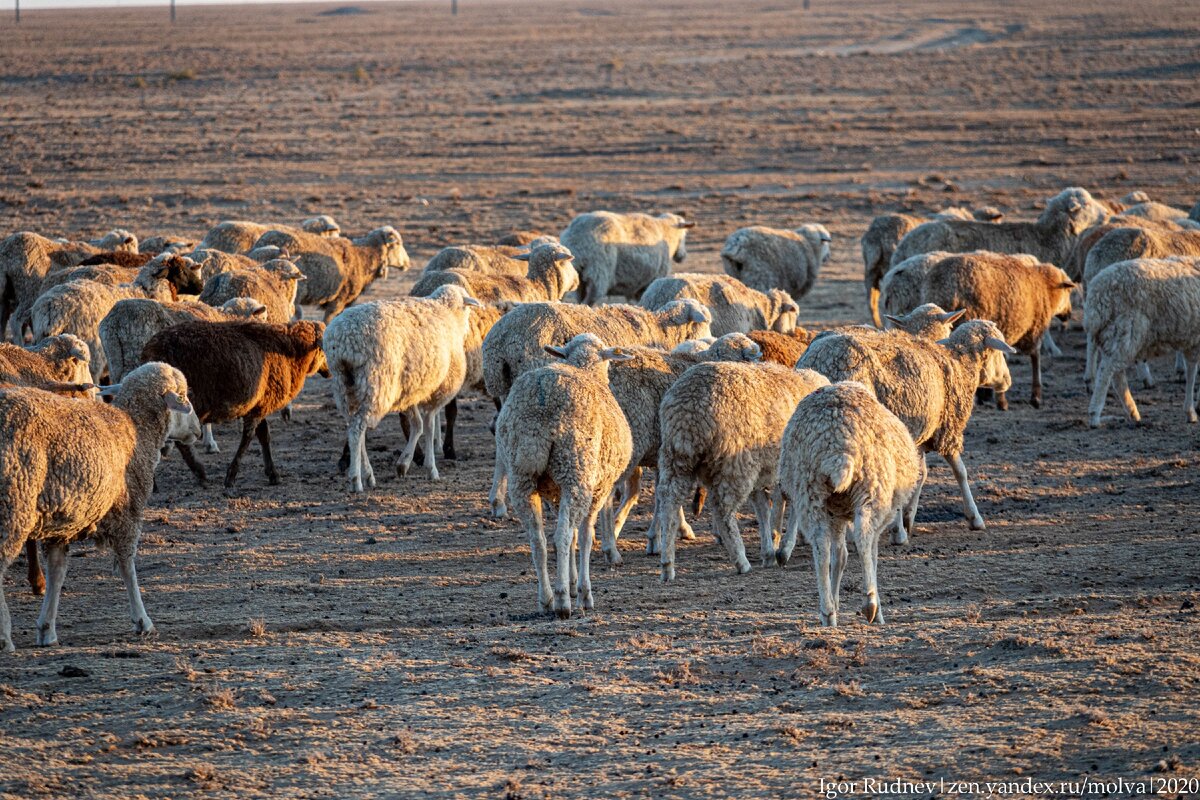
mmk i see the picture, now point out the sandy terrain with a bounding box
[1,0,1199,796]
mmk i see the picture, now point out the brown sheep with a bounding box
[77,251,156,269]
[747,328,814,367]
[142,320,329,488]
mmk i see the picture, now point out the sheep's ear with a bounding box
[677,220,696,229]
[686,305,710,324]
[600,347,633,362]
[1058,280,1076,289]
[512,252,531,261]
[463,296,482,307]
[783,300,799,314]
[884,315,902,326]
[935,337,951,346]
[819,231,832,242]
[553,251,573,261]
[162,391,193,413]
[941,309,967,323]
[544,345,568,359]
[98,383,122,397]
[252,306,268,317]
[153,265,170,279]
[984,336,1018,355]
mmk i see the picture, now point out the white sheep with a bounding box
[494,333,633,618]
[720,223,831,302]
[559,211,693,304]
[422,237,559,276]
[639,272,799,336]
[0,362,200,651]
[411,243,579,304]
[324,285,480,492]
[772,381,922,626]
[198,216,341,254]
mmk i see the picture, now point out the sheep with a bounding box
[323,285,479,492]
[559,211,694,304]
[920,252,1075,409]
[198,216,342,254]
[494,333,633,618]
[34,253,204,306]
[772,381,921,626]
[1082,226,1200,288]
[891,187,1109,269]
[1122,202,1192,225]
[720,223,831,304]
[0,361,200,652]
[746,328,815,367]
[186,246,287,284]
[411,243,579,304]
[653,361,830,581]
[862,208,1004,327]
[1063,217,1184,284]
[30,259,197,381]
[601,332,766,561]
[639,272,799,336]
[1085,256,1200,428]
[198,258,305,324]
[798,320,1015,536]
[141,320,328,488]
[139,236,197,256]
[481,300,712,406]
[0,229,138,340]
[423,239,557,276]
[497,230,550,247]
[251,226,410,322]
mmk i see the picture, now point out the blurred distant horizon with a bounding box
[12,0,422,9]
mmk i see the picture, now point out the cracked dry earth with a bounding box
[1,0,1198,797]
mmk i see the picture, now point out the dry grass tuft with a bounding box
[832,680,865,698]
[489,645,532,662]
[247,618,267,638]
[621,632,672,653]
[654,661,702,686]
[391,731,419,755]
[203,685,236,711]
[777,724,808,745]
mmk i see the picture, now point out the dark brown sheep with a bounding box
[141,319,329,488]
[77,251,156,269]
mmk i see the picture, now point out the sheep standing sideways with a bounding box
[773,381,921,627]
[0,362,200,652]
[411,243,579,304]
[862,208,1002,328]
[251,226,410,322]
[720,223,831,304]
[639,272,799,336]
[1082,226,1200,288]
[920,252,1075,408]
[198,216,341,254]
[323,285,479,492]
[798,320,1015,535]
[494,334,633,618]
[654,361,830,581]
[1064,217,1183,284]
[141,320,328,488]
[422,237,557,277]
[198,258,305,324]
[890,187,1109,268]
[1085,256,1200,428]
[560,211,693,305]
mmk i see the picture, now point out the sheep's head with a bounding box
[368,226,409,276]
[544,333,632,370]
[797,224,833,265]
[767,289,799,334]
[428,284,482,311]
[705,332,763,363]
[107,362,201,443]
[96,228,139,253]
[32,334,93,384]
[248,244,285,262]
[263,258,305,283]
[671,337,715,356]
[885,303,965,340]
[657,298,712,341]
[301,215,341,238]
[658,213,694,263]
[1121,191,1152,205]
[1044,266,1075,321]
[934,207,974,221]
[220,297,268,319]
[972,206,1004,222]
[1042,187,1109,235]
[516,244,579,297]
[287,321,330,377]
[939,320,1015,393]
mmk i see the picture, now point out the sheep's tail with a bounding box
[821,453,855,494]
[334,359,360,419]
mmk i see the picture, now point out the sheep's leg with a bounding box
[1041,330,1062,357]
[397,411,424,477]
[1029,347,1043,409]
[830,525,849,618]
[713,495,752,575]
[489,437,508,517]
[1184,357,1199,424]
[945,452,985,531]
[421,409,440,480]
[810,527,836,627]
[25,540,44,596]
[0,562,12,653]
[1089,357,1115,428]
[577,496,605,612]
[994,386,1008,411]
[175,441,208,485]
[858,512,883,625]
[1138,361,1155,389]
[611,467,641,541]
[1176,352,1188,382]
[580,273,610,306]
[338,441,351,474]
[359,429,375,489]
[442,396,458,461]
[224,417,260,489]
[254,419,280,485]
[1084,334,1097,388]
[280,405,292,423]
[346,417,367,492]
[597,500,620,565]
[34,540,68,647]
[868,285,883,329]
[898,455,926,543]
[775,497,802,567]
[763,486,786,567]
[115,547,154,637]
[678,507,696,541]
[202,424,220,454]
[1113,368,1140,423]
[656,475,688,582]
[511,486,551,613]
[553,490,588,619]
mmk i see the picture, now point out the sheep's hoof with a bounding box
[775,548,789,567]
[1,640,14,654]
[491,501,507,518]
[35,626,57,647]
[735,558,751,575]
[205,443,221,454]
[578,591,594,611]
[350,479,365,494]
[442,447,457,461]
[428,468,440,481]
[604,548,622,566]
[553,595,572,620]
[819,612,837,628]
[660,564,676,583]
[996,397,1008,411]
[891,527,908,546]
[679,526,696,541]
[267,474,281,486]
[1189,409,1198,424]
[969,516,985,531]
[134,618,156,637]
[861,600,880,624]
[396,461,411,478]
[1030,395,1042,409]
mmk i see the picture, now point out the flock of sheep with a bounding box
[1,186,1199,648]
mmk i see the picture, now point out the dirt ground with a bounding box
[2,0,1200,796]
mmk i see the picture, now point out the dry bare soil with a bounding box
[2,0,1199,797]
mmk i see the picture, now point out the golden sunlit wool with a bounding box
[198,216,341,254]
[560,211,693,305]
[199,257,304,324]
[412,242,578,304]
[720,223,831,303]
[640,271,798,337]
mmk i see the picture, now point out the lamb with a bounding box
[481,300,712,406]
[747,328,815,367]
[797,320,1015,536]
[862,208,1003,327]
[0,361,200,652]
[198,258,305,324]
[720,223,831,304]
[30,259,196,381]
[199,216,342,254]
[141,319,328,488]
[653,361,830,581]
[890,187,1109,269]
[920,252,1075,408]
[323,285,479,492]
[639,272,799,336]
[1085,256,1200,428]
[411,243,579,304]
[0,229,138,340]
[251,226,410,321]
[1082,227,1200,288]
[494,333,633,618]
[772,381,922,627]
[559,211,694,304]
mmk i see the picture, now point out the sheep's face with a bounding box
[164,392,202,445]
[887,304,964,340]
[672,235,689,264]
[709,332,762,363]
[658,213,693,262]
[799,224,833,264]
[1044,187,1109,236]
[979,346,1013,394]
[768,289,799,334]
[558,259,580,296]
[660,299,712,340]
[97,229,139,253]
[544,333,632,370]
